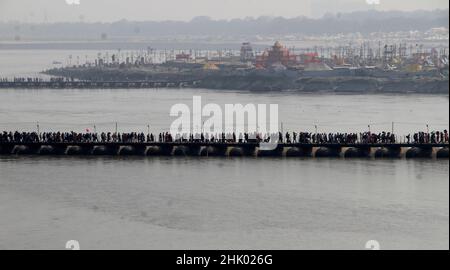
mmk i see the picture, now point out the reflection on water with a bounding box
[0,156,448,249]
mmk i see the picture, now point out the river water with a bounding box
[0,49,448,249]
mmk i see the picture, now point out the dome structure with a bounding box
[256,41,298,68]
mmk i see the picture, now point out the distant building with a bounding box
[175,53,192,62]
[240,42,255,62]
[299,52,321,64]
[256,41,298,68]
[203,62,220,70]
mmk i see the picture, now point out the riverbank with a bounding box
[197,75,449,93]
[41,66,449,94]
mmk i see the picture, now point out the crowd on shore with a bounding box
[0,77,70,83]
[0,77,43,83]
[1,130,448,144]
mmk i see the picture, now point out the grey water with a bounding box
[0,49,448,249]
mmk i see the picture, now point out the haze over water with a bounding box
[0,49,448,249]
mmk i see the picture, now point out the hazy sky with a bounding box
[0,0,448,23]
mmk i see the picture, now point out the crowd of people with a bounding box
[1,130,448,144]
[0,131,149,143]
[406,131,449,144]
[0,77,72,83]
[0,77,43,83]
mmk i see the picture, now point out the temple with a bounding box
[256,41,298,68]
